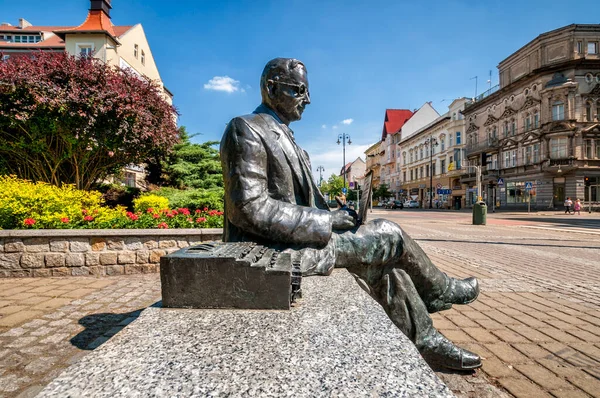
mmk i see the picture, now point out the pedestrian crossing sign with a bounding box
[525,181,533,191]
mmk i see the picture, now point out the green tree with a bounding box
[373,183,392,201]
[320,174,344,197]
[146,126,222,190]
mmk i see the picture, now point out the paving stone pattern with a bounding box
[392,213,600,398]
[0,275,160,397]
[0,213,599,397]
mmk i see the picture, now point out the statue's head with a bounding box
[260,58,310,125]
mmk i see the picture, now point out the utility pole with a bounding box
[427,135,438,209]
[337,134,352,189]
[316,165,325,186]
[470,76,478,98]
[476,165,482,202]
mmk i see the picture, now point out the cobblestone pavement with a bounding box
[0,211,598,398]
[382,210,600,398]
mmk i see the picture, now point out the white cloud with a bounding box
[203,76,243,93]
[321,124,327,129]
[341,118,354,125]
[332,125,338,130]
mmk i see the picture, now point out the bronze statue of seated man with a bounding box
[220,57,481,371]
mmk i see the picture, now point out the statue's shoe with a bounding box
[426,277,479,313]
[420,331,482,371]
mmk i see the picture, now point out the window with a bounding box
[420,167,423,178]
[441,137,445,151]
[410,170,413,181]
[426,164,430,178]
[504,151,510,168]
[420,147,423,160]
[440,159,446,174]
[533,143,540,163]
[141,50,145,65]
[577,41,583,53]
[491,154,498,170]
[124,172,136,188]
[552,101,565,121]
[504,121,509,137]
[525,114,531,131]
[403,152,406,165]
[585,73,594,83]
[511,149,517,167]
[586,101,593,121]
[456,131,461,145]
[403,171,406,182]
[586,139,593,158]
[588,42,598,54]
[449,133,453,147]
[596,139,600,158]
[76,43,94,57]
[409,151,413,163]
[534,111,539,128]
[511,119,516,136]
[525,146,532,164]
[425,146,429,158]
[550,137,568,159]
[134,44,139,58]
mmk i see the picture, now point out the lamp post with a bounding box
[316,165,325,186]
[337,133,352,189]
[426,136,439,209]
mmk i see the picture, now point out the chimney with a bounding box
[19,18,32,29]
[0,23,12,27]
[90,0,112,18]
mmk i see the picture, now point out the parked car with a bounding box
[384,200,404,209]
[407,200,419,208]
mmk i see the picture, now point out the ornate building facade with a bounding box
[462,24,600,209]
[399,99,468,208]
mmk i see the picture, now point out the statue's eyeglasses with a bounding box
[270,80,309,97]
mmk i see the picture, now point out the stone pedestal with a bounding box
[160,242,293,310]
[37,270,454,397]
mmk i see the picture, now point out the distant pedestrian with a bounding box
[574,199,582,215]
[564,197,573,214]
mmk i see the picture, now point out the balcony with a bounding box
[465,138,500,157]
[464,85,500,110]
[548,158,575,167]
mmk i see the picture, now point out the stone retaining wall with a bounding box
[0,229,223,278]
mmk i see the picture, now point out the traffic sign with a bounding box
[349,181,355,189]
[342,187,347,194]
[497,178,504,186]
[437,189,452,195]
[436,183,442,189]
[525,181,533,191]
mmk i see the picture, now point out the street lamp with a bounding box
[316,165,325,186]
[425,136,439,209]
[337,133,352,189]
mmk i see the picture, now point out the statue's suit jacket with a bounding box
[220,104,336,274]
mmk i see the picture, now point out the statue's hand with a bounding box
[331,209,357,230]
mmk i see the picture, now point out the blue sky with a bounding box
[3,0,599,179]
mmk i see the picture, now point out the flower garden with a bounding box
[0,176,223,230]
